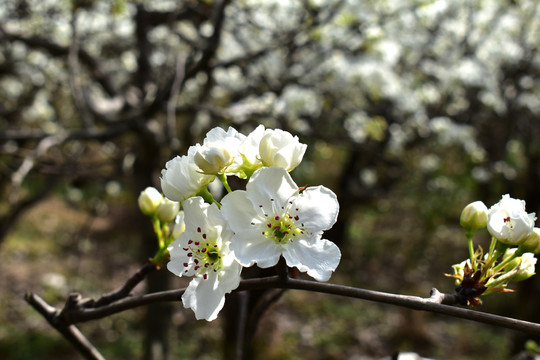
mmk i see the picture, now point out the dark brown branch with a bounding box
[68,11,95,129]
[30,276,540,336]
[0,124,133,142]
[25,293,105,360]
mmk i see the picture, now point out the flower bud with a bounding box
[194,146,232,175]
[505,250,537,282]
[460,201,488,231]
[156,198,180,223]
[138,187,163,216]
[259,129,307,172]
[519,227,540,254]
[512,253,536,282]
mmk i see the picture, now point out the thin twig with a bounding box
[165,55,186,148]
[93,261,157,307]
[10,133,68,203]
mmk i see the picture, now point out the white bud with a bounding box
[460,201,488,231]
[156,198,180,223]
[138,187,163,216]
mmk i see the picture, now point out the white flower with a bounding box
[138,187,163,216]
[156,198,180,223]
[193,127,245,175]
[167,197,242,321]
[221,167,341,281]
[487,194,536,245]
[258,129,307,172]
[161,146,215,202]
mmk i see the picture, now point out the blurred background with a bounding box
[1,0,540,359]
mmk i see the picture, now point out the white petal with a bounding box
[239,124,265,164]
[246,167,298,211]
[229,228,282,268]
[182,273,225,321]
[167,237,196,277]
[217,258,243,291]
[181,261,242,321]
[282,238,341,281]
[160,154,214,202]
[204,126,245,145]
[292,186,339,232]
[220,190,257,232]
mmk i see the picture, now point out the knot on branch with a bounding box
[59,293,95,323]
[428,288,468,306]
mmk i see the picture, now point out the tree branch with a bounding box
[25,292,106,360]
[68,11,95,129]
[28,275,540,336]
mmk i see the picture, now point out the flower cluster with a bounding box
[448,194,538,305]
[140,125,340,321]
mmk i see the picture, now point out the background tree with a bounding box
[2,0,540,359]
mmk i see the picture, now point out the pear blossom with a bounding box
[221,167,341,281]
[258,129,307,172]
[193,127,245,175]
[161,146,215,202]
[138,187,163,216]
[167,197,242,321]
[487,194,536,245]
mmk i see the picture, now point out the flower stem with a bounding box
[151,246,170,267]
[217,173,232,193]
[151,216,164,248]
[197,187,221,208]
[483,241,509,279]
[492,247,523,274]
[466,230,476,271]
